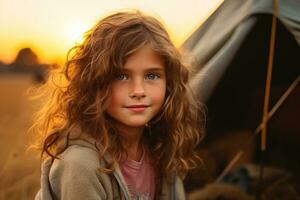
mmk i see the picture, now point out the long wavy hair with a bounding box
[29,9,205,182]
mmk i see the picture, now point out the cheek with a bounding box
[108,85,127,106]
[150,83,166,106]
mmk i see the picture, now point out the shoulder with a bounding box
[52,137,106,172]
[50,142,108,182]
[48,142,111,199]
[56,143,100,167]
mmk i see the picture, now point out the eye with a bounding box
[115,74,128,80]
[146,73,160,80]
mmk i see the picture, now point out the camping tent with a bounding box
[181,0,300,192]
[181,0,300,144]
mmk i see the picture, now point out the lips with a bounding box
[125,104,149,108]
[125,104,149,112]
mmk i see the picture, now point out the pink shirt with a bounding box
[118,148,156,200]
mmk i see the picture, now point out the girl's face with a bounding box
[106,45,166,129]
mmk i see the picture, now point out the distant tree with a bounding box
[4,47,50,83]
[13,48,39,66]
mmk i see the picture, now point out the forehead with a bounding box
[123,45,165,72]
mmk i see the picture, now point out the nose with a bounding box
[129,78,146,99]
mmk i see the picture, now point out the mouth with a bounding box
[125,104,149,112]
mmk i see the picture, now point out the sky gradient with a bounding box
[0,0,223,64]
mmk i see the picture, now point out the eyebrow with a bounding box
[121,67,165,72]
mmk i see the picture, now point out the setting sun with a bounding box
[65,21,91,46]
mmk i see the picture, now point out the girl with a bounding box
[31,9,204,200]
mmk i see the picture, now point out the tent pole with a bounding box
[257,0,278,198]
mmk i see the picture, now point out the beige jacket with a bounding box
[34,139,185,200]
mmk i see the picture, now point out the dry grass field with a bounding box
[0,74,42,200]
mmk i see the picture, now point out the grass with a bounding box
[0,74,41,200]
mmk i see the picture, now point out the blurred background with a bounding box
[1,0,299,199]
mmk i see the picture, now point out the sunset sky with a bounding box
[0,0,223,64]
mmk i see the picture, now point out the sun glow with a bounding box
[0,0,223,64]
[65,21,91,46]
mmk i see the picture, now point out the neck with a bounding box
[116,124,145,161]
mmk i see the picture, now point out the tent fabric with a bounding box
[181,0,300,102]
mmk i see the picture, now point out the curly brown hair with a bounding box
[29,9,205,181]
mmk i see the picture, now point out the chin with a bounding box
[123,119,149,127]
[126,122,147,128]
